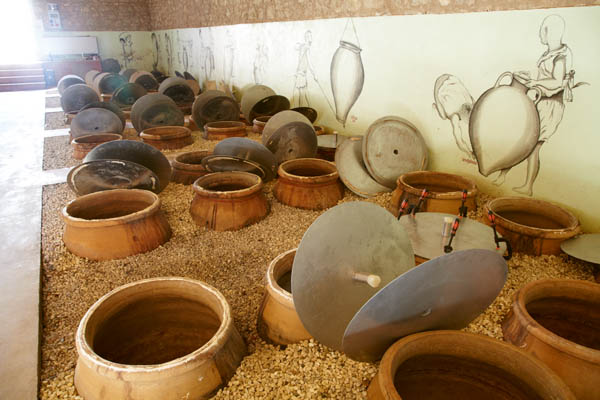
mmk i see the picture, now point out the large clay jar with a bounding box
[368,330,575,400]
[140,126,194,150]
[170,150,212,185]
[75,277,247,400]
[502,279,600,400]
[330,40,364,126]
[190,171,269,231]
[274,158,344,210]
[484,197,580,255]
[62,189,172,260]
[71,133,122,160]
[257,249,312,345]
[470,72,541,176]
[203,121,247,140]
[389,171,478,217]
[252,116,271,134]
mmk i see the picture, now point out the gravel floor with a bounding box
[46,96,61,108]
[39,138,596,399]
[45,112,67,130]
[43,136,78,171]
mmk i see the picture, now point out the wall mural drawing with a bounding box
[119,32,134,69]
[199,29,215,82]
[253,43,268,85]
[331,19,364,127]
[164,32,173,75]
[151,32,160,72]
[434,14,587,196]
[177,31,194,73]
[221,30,235,95]
[292,30,319,107]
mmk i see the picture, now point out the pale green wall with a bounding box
[154,7,600,231]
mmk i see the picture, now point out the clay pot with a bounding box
[75,277,247,400]
[252,116,271,133]
[62,189,172,260]
[274,158,344,210]
[257,249,312,345]
[71,133,122,160]
[140,126,193,150]
[57,74,85,95]
[368,330,575,400]
[101,93,112,102]
[203,121,247,140]
[470,72,541,176]
[484,197,580,255]
[502,279,600,400]
[170,150,212,185]
[389,171,478,216]
[190,172,269,231]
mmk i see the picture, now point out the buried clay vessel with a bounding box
[140,126,194,150]
[170,150,212,185]
[502,279,600,400]
[257,249,312,345]
[62,189,171,260]
[274,158,344,210]
[190,171,269,231]
[75,277,247,400]
[71,133,122,160]
[368,330,575,400]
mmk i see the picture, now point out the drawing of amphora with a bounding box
[331,40,364,126]
[469,72,542,176]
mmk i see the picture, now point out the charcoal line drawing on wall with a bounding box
[151,32,160,72]
[119,32,134,69]
[434,14,588,196]
[164,32,173,75]
[292,30,318,107]
[331,19,364,127]
[253,43,268,85]
[199,29,215,83]
[177,31,193,73]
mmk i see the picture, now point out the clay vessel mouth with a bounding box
[380,331,574,400]
[77,277,231,371]
[72,133,122,145]
[278,158,338,183]
[516,279,600,357]
[268,249,296,298]
[173,151,212,169]
[193,171,262,198]
[487,197,579,234]
[62,189,160,226]
[398,171,477,199]
[205,121,246,130]
[140,126,191,140]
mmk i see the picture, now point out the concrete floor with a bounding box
[0,90,68,399]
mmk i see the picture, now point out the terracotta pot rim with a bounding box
[72,133,122,145]
[172,150,212,171]
[204,121,246,131]
[266,249,296,305]
[378,330,575,399]
[140,126,191,141]
[192,171,263,198]
[76,277,233,376]
[511,278,600,362]
[278,158,339,184]
[61,189,161,228]
[397,171,478,199]
[485,197,580,238]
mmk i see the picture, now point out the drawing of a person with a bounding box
[433,74,475,160]
[494,15,579,195]
[292,30,318,107]
[253,43,268,85]
[199,29,215,82]
[119,32,134,68]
